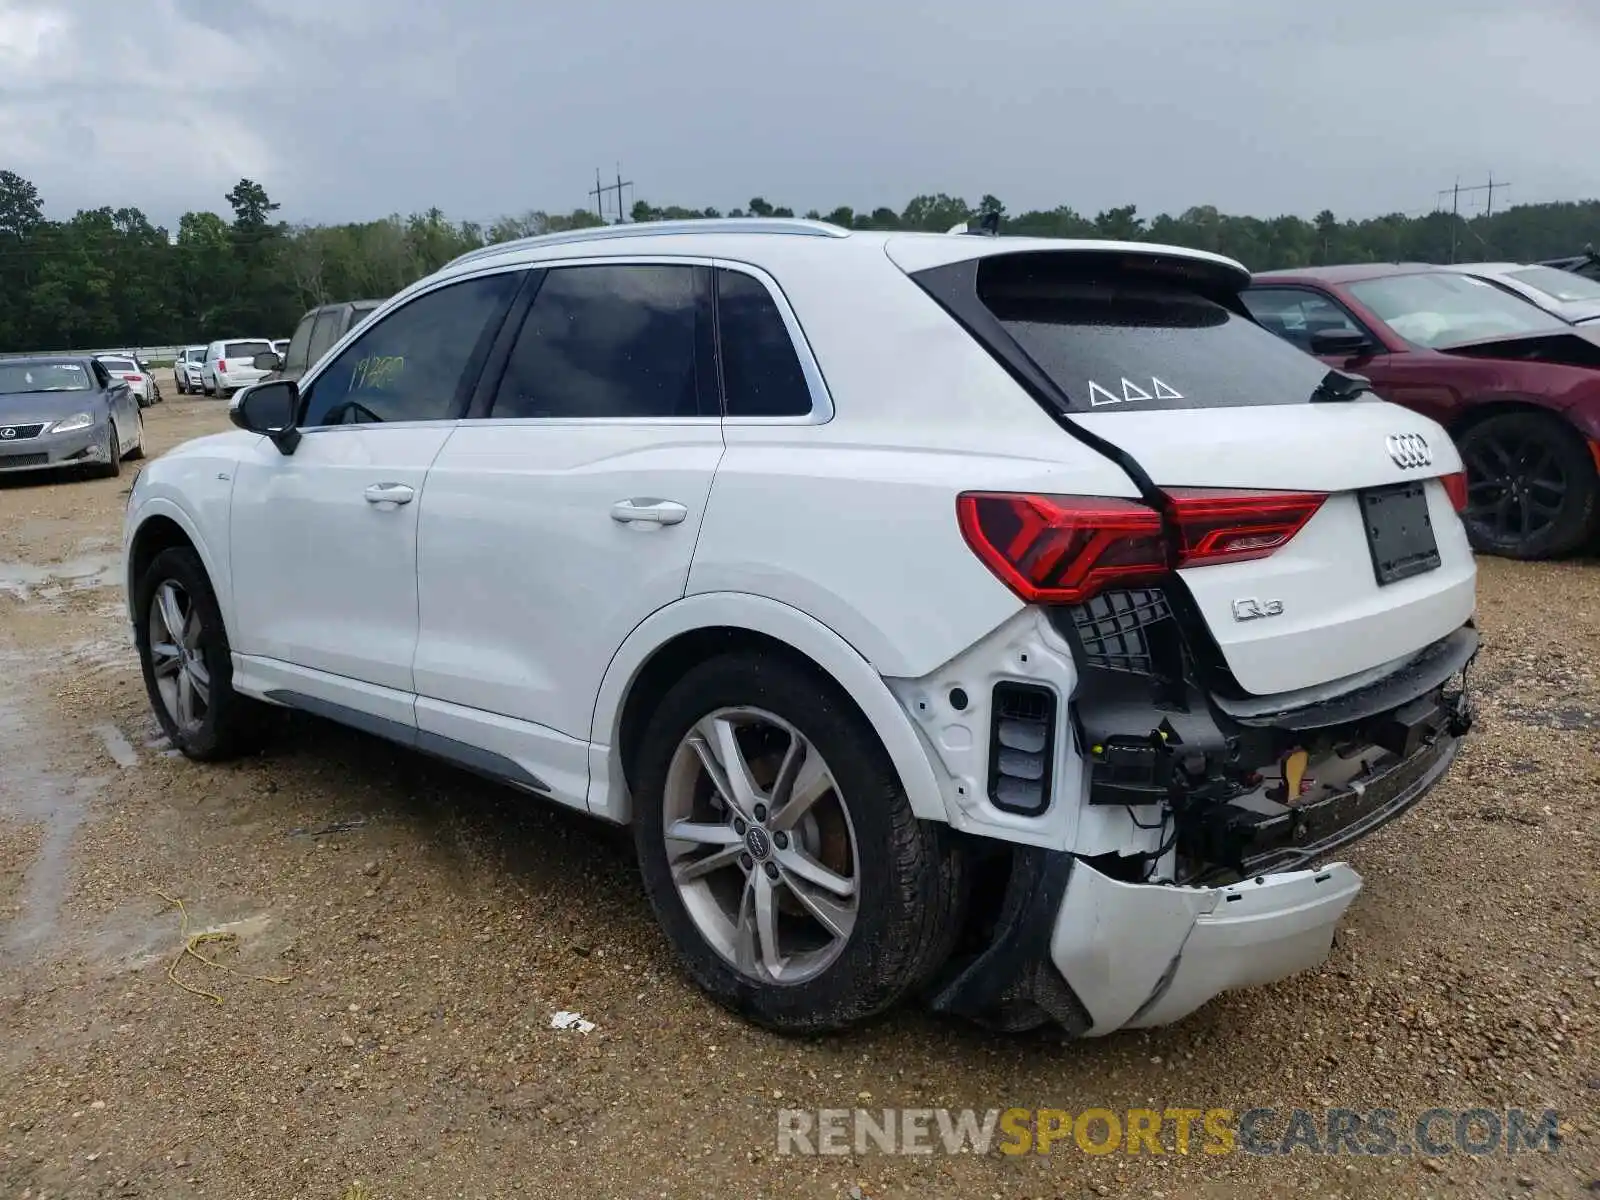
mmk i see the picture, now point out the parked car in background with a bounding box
[259,298,386,385]
[96,354,162,407]
[1245,264,1600,560]
[174,346,206,394]
[272,339,290,359]
[1541,247,1600,282]
[0,356,144,477]
[200,338,275,398]
[126,222,1477,1037]
[1444,262,1600,326]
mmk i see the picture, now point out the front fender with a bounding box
[123,494,235,633]
[586,592,947,826]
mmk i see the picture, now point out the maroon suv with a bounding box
[1246,264,1600,559]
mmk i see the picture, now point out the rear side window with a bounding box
[307,308,344,365]
[489,264,712,419]
[715,269,811,417]
[925,252,1331,413]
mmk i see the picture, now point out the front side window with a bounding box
[715,268,812,417]
[300,271,520,426]
[489,264,710,420]
[1347,271,1567,348]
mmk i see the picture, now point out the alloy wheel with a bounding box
[1461,430,1569,544]
[148,580,211,733]
[661,707,859,985]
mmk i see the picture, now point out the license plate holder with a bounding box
[1359,481,1440,586]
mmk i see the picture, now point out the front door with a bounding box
[228,269,523,722]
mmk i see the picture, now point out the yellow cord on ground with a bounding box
[153,888,292,1004]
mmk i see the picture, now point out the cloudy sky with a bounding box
[3,0,1598,230]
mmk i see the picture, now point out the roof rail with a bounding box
[443,217,849,271]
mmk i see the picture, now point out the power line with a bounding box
[587,165,634,224]
[1435,175,1512,262]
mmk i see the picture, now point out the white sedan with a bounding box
[1445,261,1600,326]
[96,355,162,407]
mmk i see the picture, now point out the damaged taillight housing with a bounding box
[956,488,1328,605]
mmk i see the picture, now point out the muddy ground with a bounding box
[0,396,1595,1200]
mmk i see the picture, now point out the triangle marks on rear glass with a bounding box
[1151,377,1184,400]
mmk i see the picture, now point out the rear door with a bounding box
[898,245,1476,698]
[413,261,723,806]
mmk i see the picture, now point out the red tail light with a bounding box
[1440,471,1468,513]
[217,359,227,373]
[1163,488,1327,567]
[957,489,1327,605]
[122,373,141,382]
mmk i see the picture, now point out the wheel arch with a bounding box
[589,593,946,826]
[125,501,230,629]
[1449,394,1586,441]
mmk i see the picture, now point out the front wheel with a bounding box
[134,546,262,760]
[632,653,966,1034]
[1457,411,1599,559]
[92,423,121,479]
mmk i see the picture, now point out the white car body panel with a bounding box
[228,425,453,697]
[124,222,1479,1035]
[414,419,725,741]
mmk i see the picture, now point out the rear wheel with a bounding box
[631,653,965,1034]
[1457,411,1599,559]
[126,412,146,460]
[134,546,262,760]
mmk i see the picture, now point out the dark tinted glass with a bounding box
[491,265,706,419]
[1242,288,1365,354]
[306,309,344,365]
[716,269,811,417]
[975,256,1329,413]
[284,314,315,373]
[301,272,518,426]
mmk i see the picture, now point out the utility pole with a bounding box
[587,165,635,224]
[1436,175,1511,263]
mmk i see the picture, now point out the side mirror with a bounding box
[230,380,301,454]
[253,350,283,372]
[1309,328,1373,358]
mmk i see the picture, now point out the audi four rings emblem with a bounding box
[1386,433,1432,469]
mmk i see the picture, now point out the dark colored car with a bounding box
[1245,264,1600,560]
[259,298,386,384]
[0,356,145,478]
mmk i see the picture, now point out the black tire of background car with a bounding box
[134,546,264,761]
[1457,410,1599,560]
[93,423,121,479]
[176,374,188,395]
[631,652,968,1034]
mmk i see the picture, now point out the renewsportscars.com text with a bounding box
[776,1106,1561,1158]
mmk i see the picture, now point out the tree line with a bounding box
[1,168,1596,353]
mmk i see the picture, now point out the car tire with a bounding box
[126,413,146,460]
[631,652,966,1034]
[93,423,122,479]
[1457,410,1600,559]
[134,546,263,761]
[176,375,188,395]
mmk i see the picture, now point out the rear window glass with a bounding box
[1506,266,1600,304]
[0,362,91,394]
[972,255,1329,413]
[225,340,271,357]
[100,358,135,372]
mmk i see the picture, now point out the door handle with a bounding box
[610,498,688,526]
[364,482,415,506]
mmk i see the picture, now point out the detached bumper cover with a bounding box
[1049,859,1362,1035]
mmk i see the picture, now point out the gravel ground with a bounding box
[0,398,1595,1200]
